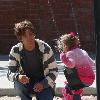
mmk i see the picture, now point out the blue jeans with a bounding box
[14,81,54,100]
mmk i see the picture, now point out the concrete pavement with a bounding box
[0,96,97,100]
[0,54,97,97]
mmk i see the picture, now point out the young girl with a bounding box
[57,32,95,100]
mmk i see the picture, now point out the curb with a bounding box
[0,87,97,97]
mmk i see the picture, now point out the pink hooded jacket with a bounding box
[60,48,95,84]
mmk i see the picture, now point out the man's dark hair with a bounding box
[14,20,35,40]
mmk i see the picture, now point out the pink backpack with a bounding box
[76,65,95,85]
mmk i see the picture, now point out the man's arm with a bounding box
[7,46,20,82]
[40,45,58,89]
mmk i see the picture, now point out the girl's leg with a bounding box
[72,88,83,100]
[73,94,81,100]
[65,85,73,95]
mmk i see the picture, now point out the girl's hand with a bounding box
[63,45,68,53]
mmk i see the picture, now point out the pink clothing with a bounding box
[61,82,83,100]
[60,48,95,84]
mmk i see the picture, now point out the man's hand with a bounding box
[17,75,29,84]
[33,83,44,92]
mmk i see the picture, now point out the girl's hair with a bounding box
[14,20,35,40]
[57,32,80,52]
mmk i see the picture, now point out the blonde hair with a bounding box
[57,33,80,52]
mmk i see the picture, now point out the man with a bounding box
[7,20,58,100]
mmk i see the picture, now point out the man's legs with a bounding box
[35,87,54,100]
[14,81,32,100]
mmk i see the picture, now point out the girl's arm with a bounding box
[60,52,75,68]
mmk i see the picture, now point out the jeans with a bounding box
[14,80,54,100]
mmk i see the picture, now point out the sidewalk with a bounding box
[0,54,97,98]
[0,96,97,100]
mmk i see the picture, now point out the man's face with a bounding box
[21,29,35,46]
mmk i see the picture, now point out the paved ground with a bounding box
[0,96,97,100]
[0,96,62,100]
